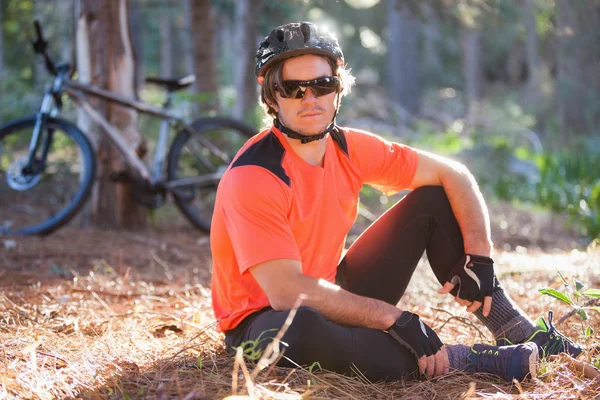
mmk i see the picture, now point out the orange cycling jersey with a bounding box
[210,125,418,332]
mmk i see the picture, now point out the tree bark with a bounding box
[76,0,147,229]
[189,0,219,113]
[461,25,483,126]
[0,1,4,80]
[422,3,442,81]
[524,0,540,89]
[159,8,173,78]
[233,0,260,121]
[556,0,600,138]
[387,0,421,114]
[181,0,195,78]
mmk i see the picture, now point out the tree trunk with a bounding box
[507,38,524,85]
[181,0,195,78]
[524,0,540,90]
[387,0,421,114]
[232,0,260,122]
[189,0,219,113]
[461,25,483,126]
[159,8,173,78]
[0,2,4,80]
[556,0,600,138]
[129,0,145,90]
[422,3,442,81]
[76,0,147,229]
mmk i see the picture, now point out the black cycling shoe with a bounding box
[496,311,583,359]
[466,343,539,382]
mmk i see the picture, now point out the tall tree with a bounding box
[422,3,442,82]
[0,1,4,80]
[387,0,421,114]
[190,0,219,113]
[460,24,483,126]
[76,0,147,229]
[159,5,173,78]
[181,0,195,78]
[556,0,600,137]
[233,0,260,122]
[524,0,540,90]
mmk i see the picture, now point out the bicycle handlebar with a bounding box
[32,20,58,76]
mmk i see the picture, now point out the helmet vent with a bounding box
[276,29,285,42]
[300,23,311,42]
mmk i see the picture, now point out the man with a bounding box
[210,21,582,382]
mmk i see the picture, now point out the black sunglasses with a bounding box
[275,76,339,99]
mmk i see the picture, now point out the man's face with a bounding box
[273,54,337,136]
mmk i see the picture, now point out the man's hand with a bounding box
[438,254,498,316]
[387,311,448,379]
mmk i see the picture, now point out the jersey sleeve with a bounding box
[218,166,301,273]
[346,129,418,195]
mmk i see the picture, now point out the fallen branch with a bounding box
[549,354,600,381]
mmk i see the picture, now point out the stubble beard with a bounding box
[277,112,331,136]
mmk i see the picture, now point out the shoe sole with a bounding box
[527,347,539,379]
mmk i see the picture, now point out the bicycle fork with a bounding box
[7,89,61,191]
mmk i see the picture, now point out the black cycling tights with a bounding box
[224,186,466,382]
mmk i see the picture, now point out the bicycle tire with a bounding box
[167,117,256,232]
[0,116,96,236]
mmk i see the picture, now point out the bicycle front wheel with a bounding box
[167,117,256,232]
[0,116,96,235]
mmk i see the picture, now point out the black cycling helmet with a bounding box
[255,21,344,83]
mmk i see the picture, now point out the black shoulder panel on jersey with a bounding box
[231,131,291,186]
[331,126,349,157]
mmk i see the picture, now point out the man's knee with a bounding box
[408,186,454,213]
[409,185,448,203]
[283,306,327,345]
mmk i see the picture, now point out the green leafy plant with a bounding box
[539,273,600,339]
[236,329,279,362]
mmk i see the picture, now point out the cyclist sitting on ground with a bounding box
[210,21,583,382]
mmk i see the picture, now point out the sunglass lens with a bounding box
[279,77,338,99]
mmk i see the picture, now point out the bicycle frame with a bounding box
[65,79,231,186]
[30,73,232,189]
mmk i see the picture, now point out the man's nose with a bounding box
[300,87,318,103]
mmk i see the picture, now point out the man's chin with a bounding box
[291,122,331,136]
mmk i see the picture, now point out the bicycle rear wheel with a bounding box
[0,116,96,235]
[167,117,255,232]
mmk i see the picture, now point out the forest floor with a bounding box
[1,201,599,399]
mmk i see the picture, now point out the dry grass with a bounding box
[1,245,600,399]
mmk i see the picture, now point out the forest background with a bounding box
[0,0,599,243]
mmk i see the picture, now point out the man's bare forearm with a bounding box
[440,163,493,256]
[274,274,402,330]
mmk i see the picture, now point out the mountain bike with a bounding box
[0,21,256,236]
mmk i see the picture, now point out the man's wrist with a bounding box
[384,308,403,331]
[464,243,493,257]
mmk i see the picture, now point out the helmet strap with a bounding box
[274,93,341,145]
[274,118,335,144]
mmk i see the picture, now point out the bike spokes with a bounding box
[0,121,92,234]
[167,118,255,232]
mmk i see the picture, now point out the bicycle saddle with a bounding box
[145,75,195,92]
